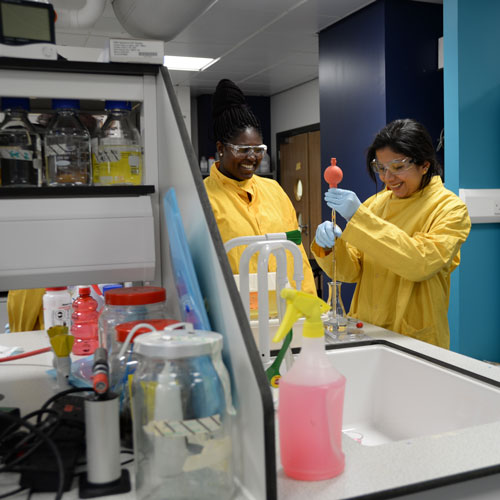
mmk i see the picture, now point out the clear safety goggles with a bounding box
[225,143,267,157]
[370,157,415,176]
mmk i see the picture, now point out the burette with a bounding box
[323,157,343,329]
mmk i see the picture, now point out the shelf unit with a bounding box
[0,58,276,499]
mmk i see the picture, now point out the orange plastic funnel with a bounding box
[324,157,343,188]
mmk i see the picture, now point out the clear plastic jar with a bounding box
[93,100,142,186]
[98,286,168,382]
[113,318,179,448]
[0,97,42,187]
[131,323,234,500]
[44,99,91,186]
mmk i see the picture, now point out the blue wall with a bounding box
[319,0,387,303]
[319,0,443,306]
[444,0,500,360]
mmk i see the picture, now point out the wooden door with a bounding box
[279,131,322,258]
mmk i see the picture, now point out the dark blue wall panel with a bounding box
[318,0,443,307]
[385,0,444,170]
[319,0,387,219]
[319,1,387,304]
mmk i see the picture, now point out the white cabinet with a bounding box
[0,59,276,500]
[0,195,155,289]
[0,61,161,288]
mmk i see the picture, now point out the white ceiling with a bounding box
[52,0,442,97]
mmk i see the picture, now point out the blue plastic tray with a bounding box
[163,188,211,330]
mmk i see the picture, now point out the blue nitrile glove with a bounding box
[315,221,342,249]
[324,188,361,221]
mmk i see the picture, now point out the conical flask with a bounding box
[324,281,347,338]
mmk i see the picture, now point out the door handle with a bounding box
[299,224,308,235]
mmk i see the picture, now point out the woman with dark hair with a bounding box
[204,79,316,295]
[312,119,470,348]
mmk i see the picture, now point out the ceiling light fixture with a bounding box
[163,55,219,71]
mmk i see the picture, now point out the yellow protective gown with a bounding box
[7,288,45,332]
[312,176,471,348]
[204,162,316,295]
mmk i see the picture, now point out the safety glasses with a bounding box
[225,143,267,157]
[370,157,415,176]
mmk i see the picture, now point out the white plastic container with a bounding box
[43,286,72,330]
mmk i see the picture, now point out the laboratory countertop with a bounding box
[2,328,500,499]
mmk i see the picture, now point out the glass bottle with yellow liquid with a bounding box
[93,101,143,185]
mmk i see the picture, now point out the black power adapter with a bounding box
[19,395,86,492]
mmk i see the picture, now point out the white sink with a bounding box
[326,343,500,446]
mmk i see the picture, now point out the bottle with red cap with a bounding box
[71,286,99,355]
[98,286,169,384]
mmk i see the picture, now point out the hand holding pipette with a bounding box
[315,221,342,248]
[323,158,344,334]
[323,157,343,275]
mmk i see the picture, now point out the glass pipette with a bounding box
[323,158,345,335]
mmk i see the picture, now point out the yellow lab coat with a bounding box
[312,176,471,348]
[7,288,45,332]
[204,163,316,295]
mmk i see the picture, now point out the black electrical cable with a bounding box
[0,412,64,500]
[1,407,59,442]
[0,486,28,499]
[0,409,61,470]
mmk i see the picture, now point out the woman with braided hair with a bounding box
[204,79,316,295]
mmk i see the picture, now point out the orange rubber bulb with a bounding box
[324,157,343,188]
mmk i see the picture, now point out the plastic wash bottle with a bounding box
[272,289,346,480]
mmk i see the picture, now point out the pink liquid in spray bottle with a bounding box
[273,289,346,481]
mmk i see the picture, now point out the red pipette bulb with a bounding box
[324,157,343,188]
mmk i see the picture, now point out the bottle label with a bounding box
[45,305,71,328]
[0,146,34,161]
[95,145,142,185]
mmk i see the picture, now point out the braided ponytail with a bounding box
[212,79,261,143]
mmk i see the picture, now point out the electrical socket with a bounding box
[494,201,500,215]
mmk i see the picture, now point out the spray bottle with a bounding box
[272,289,346,481]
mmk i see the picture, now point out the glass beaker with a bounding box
[324,281,347,339]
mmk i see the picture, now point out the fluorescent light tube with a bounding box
[163,55,219,71]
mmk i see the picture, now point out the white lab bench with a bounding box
[3,327,500,499]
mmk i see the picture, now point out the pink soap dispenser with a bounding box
[273,289,346,480]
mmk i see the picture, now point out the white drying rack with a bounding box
[224,234,304,365]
